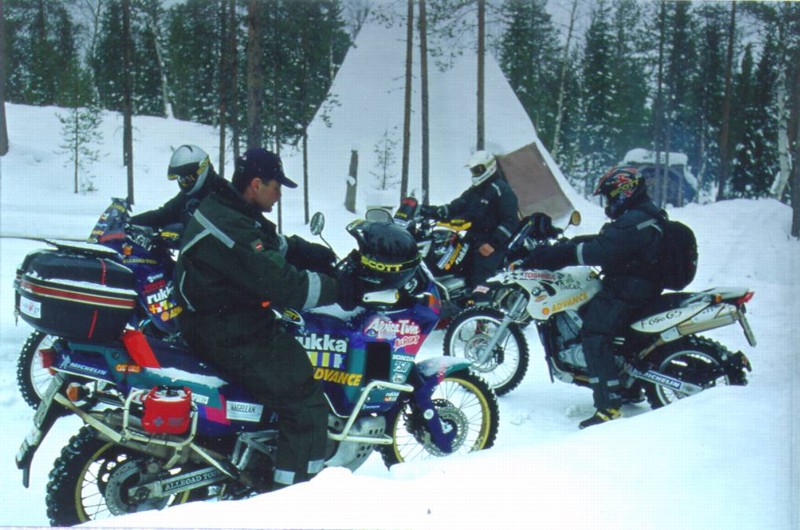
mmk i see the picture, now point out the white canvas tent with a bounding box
[305,14,578,217]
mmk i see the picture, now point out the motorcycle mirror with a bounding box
[310,212,325,235]
[365,208,393,223]
[568,211,582,227]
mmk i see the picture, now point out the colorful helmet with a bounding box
[466,150,497,187]
[167,145,211,196]
[593,166,644,218]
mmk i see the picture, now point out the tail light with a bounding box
[736,291,755,306]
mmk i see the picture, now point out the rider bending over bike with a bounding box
[421,150,519,288]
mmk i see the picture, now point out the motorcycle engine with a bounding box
[554,310,587,368]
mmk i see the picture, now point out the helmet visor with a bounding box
[470,164,486,177]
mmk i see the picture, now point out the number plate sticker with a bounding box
[19,296,41,319]
[33,375,63,427]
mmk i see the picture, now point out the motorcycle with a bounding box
[386,196,475,311]
[14,212,499,526]
[443,211,756,399]
[14,198,182,408]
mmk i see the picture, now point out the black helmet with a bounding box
[593,166,645,219]
[168,145,211,196]
[346,220,420,290]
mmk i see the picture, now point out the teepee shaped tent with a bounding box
[305,14,578,218]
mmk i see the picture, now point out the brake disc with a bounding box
[105,460,170,515]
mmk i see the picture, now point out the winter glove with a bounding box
[289,238,337,275]
[521,242,576,271]
[336,270,361,311]
[529,212,557,240]
[419,205,442,219]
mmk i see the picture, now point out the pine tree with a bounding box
[57,101,103,194]
[165,0,220,123]
[498,0,560,151]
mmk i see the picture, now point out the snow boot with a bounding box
[578,408,621,429]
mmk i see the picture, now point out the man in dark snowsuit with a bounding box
[175,148,357,488]
[131,145,224,229]
[519,166,664,429]
[423,150,519,288]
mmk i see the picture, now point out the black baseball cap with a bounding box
[232,148,297,192]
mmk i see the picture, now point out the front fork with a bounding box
[403,357,472,454]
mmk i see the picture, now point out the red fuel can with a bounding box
[141,386,192,435]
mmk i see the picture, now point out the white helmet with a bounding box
[167,145,211,196]
[466,150,497,187]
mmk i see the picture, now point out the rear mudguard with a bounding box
[16,373,67,488]
[405,356,473,453]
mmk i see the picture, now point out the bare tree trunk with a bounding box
[476,0,485,151]
[419,0,430,205]
[790,47,800,237]
[552,0,579,160]
[246,0,264,149]
[653,0,667,208]
[229,0,240,160]
[716,0,736,202]
[122,0,134,204]
[771,63,791,200]
[146,10,173,119]
[345,149,358,212]
[0,0,9,156]
[400,0,413,200]
[218,0,229,179]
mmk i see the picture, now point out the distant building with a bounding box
[622,149,698,206]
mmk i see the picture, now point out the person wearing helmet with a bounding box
[174,147,358,491]
[517,166,666,429]
[420,150,519,288]
[129,144,223,228]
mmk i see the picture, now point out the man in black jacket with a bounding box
[422,150,519,288]
[519,166,664,429]
[175,148,357,489]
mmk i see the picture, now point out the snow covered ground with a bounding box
[1,17,799,530]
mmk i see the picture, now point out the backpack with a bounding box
[657,216,698,291]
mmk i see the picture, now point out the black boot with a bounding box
[578,408,621,429]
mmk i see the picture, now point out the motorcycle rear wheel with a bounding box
[46,427,194,526]
[381,369,498,467]
[644,336,741,409]
[443,306,530,396]
[16,331,56,409]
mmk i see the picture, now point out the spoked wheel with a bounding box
[47,427,195,526]
[443,307,529,396]
[16,331,57,408]
[381,369,498,467]
[644,336,744,409]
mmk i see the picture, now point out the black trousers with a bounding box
[581,276,660,410]
[181,312,328,487]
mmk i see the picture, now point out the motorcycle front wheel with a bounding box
[644,336,744,409]
[443,306,530,396]
[46,427,195,526]
[16,331,56,409]
[381,369,498,467]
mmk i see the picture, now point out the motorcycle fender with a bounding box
[16,373,66,488]
[416,356,472,380]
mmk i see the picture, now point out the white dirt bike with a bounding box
[443,212,756,402]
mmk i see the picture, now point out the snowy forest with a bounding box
[1,0,799,233]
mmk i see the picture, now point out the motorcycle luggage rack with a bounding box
[327,379,413,445]
[53,390,237,479]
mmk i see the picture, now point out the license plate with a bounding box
[33,374,63,428]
